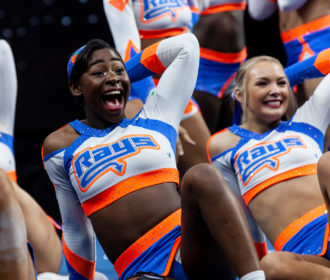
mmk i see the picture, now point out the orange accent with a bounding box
[139,28,187,39]
[114,209,182,278]
[153,77,159,86]
[7,171,17,182]
[314,48,330,75]
[201,2,247,15]
[255,242,268,260]
[243,164,317,205]
[48,216,62,230]
[218,72,236,99]
[183,99,199,115]
[141,42,166,74]
[200,47,247,64]
[281,14,330,43]
[62,238,96,280]
[190,6,200,14]
[124,40,141,62]
[72,134,160,193]
[82,168,179,216]
[108,0,128,11]
[274,204,328,252]
[71,54,77,64]
[297,36,315,62]
[206,128,229,163]
[162,236,181,276]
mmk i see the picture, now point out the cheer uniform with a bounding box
[208,51,330,257]
[43,34,199,280]
[103,0,200,119]
[195,0,247,98]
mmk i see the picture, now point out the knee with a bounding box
[317,151,330,177]
[261,252,298,280]
[181,163,228,196]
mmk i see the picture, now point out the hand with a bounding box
[176,125,196,157]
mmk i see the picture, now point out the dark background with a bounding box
[0,0,285,223]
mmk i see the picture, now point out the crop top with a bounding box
[210,75,330,206]
[42,33,199,280]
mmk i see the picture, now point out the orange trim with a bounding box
[206,128,229,163]
[314,48,330,75]
[281,14,330,43]
[108,0,128,11]
[243,164,317,205]
[274,204,328,252]
[162,236,181,276]
[114,209,182,278]
[255,242,268,260]
[124,40,140,62]
[141,42,166,74]
[218,72,236,99]
[201,2,246,15]
[62,237,96,280]
[297,36,315,62]
[82,168,179,216]
[190,6,200,13]
[200,47,247,64]
[7,171,17,182]
[139,28,187,39]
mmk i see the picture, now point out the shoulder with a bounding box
[207,127,241,159]
[42,124,80,158]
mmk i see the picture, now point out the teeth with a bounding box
[267,101,280,105]
[104,90,121,96]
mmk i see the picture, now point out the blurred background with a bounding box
[1,0,285,224]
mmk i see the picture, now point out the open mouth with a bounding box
[102,90,124,110]
[264,100,282,107]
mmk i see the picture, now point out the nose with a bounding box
[269,82,281,95]
[105,71,119,84]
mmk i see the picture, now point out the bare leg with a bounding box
[13,182,62,274]
[261,251,330,280]
[0,169,35,280]
[180,163,261,279]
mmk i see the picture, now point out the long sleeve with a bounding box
[0,40,17,136]
[43,150,96,280]
[125,33,200,129]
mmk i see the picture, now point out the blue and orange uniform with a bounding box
[208,50,330,258]
[103,0,200,118]
[195,0,247,99]
[43,33,199,280]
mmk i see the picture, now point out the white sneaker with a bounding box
[38,272,69,280]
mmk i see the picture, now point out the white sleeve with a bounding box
[293,74,330,134]
[0,40,17,135]
[102,0,141,60]
[212,156,267,245]
[43,151,96,278]
[247,0,278,21]
[277,0,308,12]
[142,33,199,129]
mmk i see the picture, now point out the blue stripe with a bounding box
[0,132,14,154]
[125,52,156,83]
[65,259,89,280]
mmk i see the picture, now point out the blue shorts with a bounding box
[281,15,330,67]
[275,205,330,258]
[119,226,188,280]
[195,47,246,98]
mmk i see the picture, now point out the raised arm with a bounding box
[125,33,200,129]
[0,40,17,135]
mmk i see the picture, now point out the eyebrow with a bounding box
[89,57,122,67]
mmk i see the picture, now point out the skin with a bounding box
[193,9,245,134]
[208,61,330,279]
[43,47,263,279]
[0,169,36,280]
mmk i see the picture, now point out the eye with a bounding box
[114,67,125,75]
[256,81,267,86]
[92,70,106,77]
[278,80,287,86]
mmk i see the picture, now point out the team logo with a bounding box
[72,135,160,191]
[235,136,306,186]
[139,0,188,22]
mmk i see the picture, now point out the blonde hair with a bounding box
[234,56,297,123]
